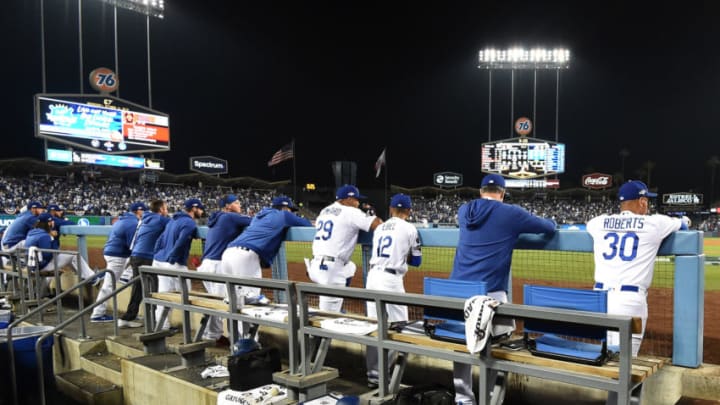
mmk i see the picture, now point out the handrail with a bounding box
[4,269,122,405]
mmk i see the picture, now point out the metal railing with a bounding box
[4,269,133,405]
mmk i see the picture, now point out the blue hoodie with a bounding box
[131,212,170,260]
[202,211,252,261]
[2,211,38,247]
[103,213,140,258]
[24,228,59,269]
[153,211,198,265]
[450,199,556,292]
[227,208,311,265]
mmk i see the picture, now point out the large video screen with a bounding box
[35,94,170,154]
[47,148,164,170]
[481,137,565,179]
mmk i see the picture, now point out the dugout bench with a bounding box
[293,282,663,405]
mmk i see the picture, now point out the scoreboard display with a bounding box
[481,137,565,179]
[35,94,170,154]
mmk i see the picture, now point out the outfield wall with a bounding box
[61,226,705,367]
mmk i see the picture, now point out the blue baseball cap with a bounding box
[481,174,505,188]
[272,196,298,211]
[47,204,64,211]
[220,194,238,207]
[36,213,54,223]
[390,194,412,209]
[618,180,657,201]
[129,202,147,212]
[336,185,366,200]
[27,201,44,209]
[184,198,205,210]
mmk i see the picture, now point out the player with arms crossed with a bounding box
[365,194,421,388]
[308,185,383,312]
[587,180,688,356]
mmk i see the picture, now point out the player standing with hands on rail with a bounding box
[587,180,689,356]
[450,174,557,405]
[308,185,383,312]
[365,193,421,388]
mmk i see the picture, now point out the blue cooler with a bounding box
[0,309,12,329]
[0,325,56,403]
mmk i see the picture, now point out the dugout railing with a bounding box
[61,225,704,368]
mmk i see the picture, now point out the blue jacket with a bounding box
[450,199,556,293]
[227,208,311,265]
[103,213,140,258]
[202,211,252,261]
[2,211,38,247]
[24,228,59,269]
[153,211,198,265]
[131,212,170,260]
[52,216,75,233]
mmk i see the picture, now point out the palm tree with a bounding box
[707,156,720,203]
[619,148,630,182]
[643,161,656,188]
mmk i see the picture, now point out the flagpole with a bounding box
[292,139,297,202]
[384,147,388,213]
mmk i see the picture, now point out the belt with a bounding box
[384,268,399,275]
[314,255,336,262]
[238,246,252,252]
[594,282,642,292]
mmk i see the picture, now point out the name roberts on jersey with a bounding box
[602,217,645,230]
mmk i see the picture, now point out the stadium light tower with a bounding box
[478,47,570,142]
[97,0,165,19]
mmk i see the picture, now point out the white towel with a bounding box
[464,295,499,354]
[27,246,39,268]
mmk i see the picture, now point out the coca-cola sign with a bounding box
[582,173,613,189]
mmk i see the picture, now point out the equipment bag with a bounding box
[392,384,454,405]
[227,347,281,391]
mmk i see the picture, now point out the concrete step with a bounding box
[675,397,720,405]
[80,348,123,386]
[55,369,123,405]
[106,334,145,358]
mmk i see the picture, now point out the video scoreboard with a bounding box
[481,137,565,179]
[35,94,170,154]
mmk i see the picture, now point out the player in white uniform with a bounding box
[587,180,688,356]
[308,185,382,312]
[365,194,421,387]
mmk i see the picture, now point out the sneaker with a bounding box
[88,273,104,287]
[215,336,230,348]
[90,314,114,323]
[118,319,143,328]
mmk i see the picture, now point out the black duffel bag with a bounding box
[227,346,281,391]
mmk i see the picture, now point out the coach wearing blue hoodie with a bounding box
[197,194,251,342]
[153,198,205,331]
[450,174,556,405]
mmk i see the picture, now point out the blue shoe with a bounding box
[88,273,104,287]
[90,314,114,323]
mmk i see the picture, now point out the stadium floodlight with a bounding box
[97,0,165,19]
[478,47,570,70]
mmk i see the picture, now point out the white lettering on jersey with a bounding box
[369,217,421,274]
[312,202,376,264]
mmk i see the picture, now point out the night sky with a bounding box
[2,1,720,197]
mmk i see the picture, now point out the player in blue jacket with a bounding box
[450,174,556,405]
[119,200,170,328]
[153,198,205,331]
[1,201,45,253]
[220,196,311,336]
[25,213,98,296]
[197,194,251,343]
[90,202,147,322]
[47,204,75,248]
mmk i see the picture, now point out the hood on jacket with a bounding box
[463,199,500,230]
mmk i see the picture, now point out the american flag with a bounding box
[267,143,294,167]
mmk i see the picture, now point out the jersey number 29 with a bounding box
[602,232,639,261]
[315,220,334,240]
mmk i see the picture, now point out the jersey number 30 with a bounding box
[602,232,639,261]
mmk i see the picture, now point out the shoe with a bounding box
[91,314,114,323]
[215,336,230,348]
[367,380,379,389]
[88,273,104,287]
[118,319,143,328]
[163,326,179,336]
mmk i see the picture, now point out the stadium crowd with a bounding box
[0,174,277,217]
[0,174,701,228]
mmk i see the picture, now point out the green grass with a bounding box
[62,235,720,291]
